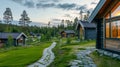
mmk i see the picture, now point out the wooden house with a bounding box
[60,30,75,38]
[88,0,120,54]
[76,20,96,40]
[0,32,27,47]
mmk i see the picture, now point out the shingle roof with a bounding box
[64,30,75,34]
[78,21,96,28]
[0,32,26,39]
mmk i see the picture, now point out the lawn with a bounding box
[90,51,120,67]
[49,38,96,67]
[0,42,51,67]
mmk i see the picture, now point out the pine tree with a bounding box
[3,8,13,24]
[3,8,13,32]
[19,10,31,27]
[80,9,83,20]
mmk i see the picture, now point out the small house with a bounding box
[88,0,120,54]
[0,32,27,47]
[60,30,75,38]
[76,20,96,40]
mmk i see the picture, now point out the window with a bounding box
[105,2,120,51]
[106,23,110,38]
[111,2,120,17]
[111,22,117,38]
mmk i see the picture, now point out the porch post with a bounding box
[96,18,104,49]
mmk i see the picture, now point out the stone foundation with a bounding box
[97,49,120,60]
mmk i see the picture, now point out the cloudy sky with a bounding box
[0,0,99,25]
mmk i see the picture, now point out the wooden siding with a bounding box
[85,28,96,40]
[105,39,120,51]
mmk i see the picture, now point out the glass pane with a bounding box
[111,2,120,17]
[117,21,120,38]
[106,23,109,38]
[111,22,117,38]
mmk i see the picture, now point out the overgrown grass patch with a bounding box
[90,51,120,67]
[48,44,76,67]
[0,42,51,67]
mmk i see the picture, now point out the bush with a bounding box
[66,37,71,44]
[7,35,14,47]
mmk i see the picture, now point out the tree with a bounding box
[80,9,83,20]
[19,10,31,27]
[3,8,13,24]
[87,11,90,18]
[3,8,13,32]
[61,19,64,28]
[73,17,78,27]
[83,15,87,21]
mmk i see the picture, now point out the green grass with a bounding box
[0,42,51,67]
[48,45,76,67]
[90,51,120,67]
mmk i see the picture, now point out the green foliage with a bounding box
[7,35,13,47]
[66,37,71,44]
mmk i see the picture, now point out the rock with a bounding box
[71,65,79,67]
[89,64,97,67]
[112,54,119,58]
[73,60,82,64]
[84,65,90,67]
[97,49,104,54]
[117,56,120,60]
[70,62,78,66]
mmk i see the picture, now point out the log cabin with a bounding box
[0,32,27,47]
[88,0,120,54]
[76,20,96,40]
[60,30,75,38]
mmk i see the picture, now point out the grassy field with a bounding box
[0,42,51,67]
[90,51,120,67]
[49,38,96,67]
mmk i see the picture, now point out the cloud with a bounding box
[36,3,55,8]
[37,0,60,3]
[76,4,87,11]
[12,0,24,4]
[12,0,34,8]
[56,3,76,10]
[63,14,72,18]
[24,0,35,8]
[36,3,77,10]
[11,0,90,11]
[52,19,61,21]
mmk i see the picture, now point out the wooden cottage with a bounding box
[76,21,96,40]
[60,30,75,38]
[0,32,27,47]
[88,0,120,54]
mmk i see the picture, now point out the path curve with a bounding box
[28,42,56,67]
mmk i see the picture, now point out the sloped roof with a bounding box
[61,30,75,34]
[88,0,119,23]
[0,32,27,39]
[88,0,106,23]
[78,21,96,28]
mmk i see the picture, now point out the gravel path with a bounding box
[28,42,56,67]
[69,47,97,67]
